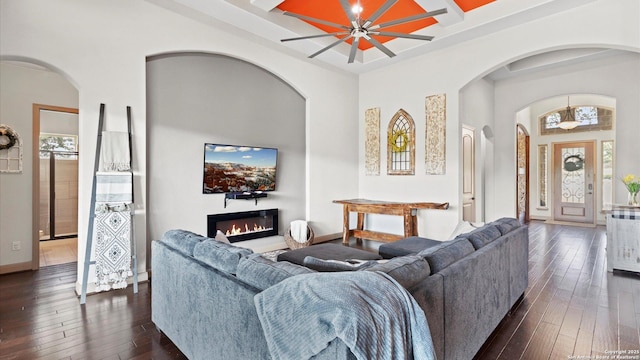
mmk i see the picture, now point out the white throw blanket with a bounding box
[94,203,132,291]
[290,220,307,243]
[95,172,132,203]
[100,131,130,171]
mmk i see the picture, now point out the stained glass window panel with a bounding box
[538,145,548,208]
[561,147,586,204]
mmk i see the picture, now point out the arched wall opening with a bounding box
[459,48,638,223]
[146,52,307,251]
[0,58,79,273]
[517,94,616,226]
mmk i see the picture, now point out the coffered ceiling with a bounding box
[150,0,602,73]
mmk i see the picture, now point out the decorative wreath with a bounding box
[389,130,409,153]
[0,125,17,151]
[563,154,584,172]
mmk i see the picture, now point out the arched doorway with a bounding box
[0,60,79,272]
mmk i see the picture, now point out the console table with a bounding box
[606,205,640,273]
[333,199,449,244]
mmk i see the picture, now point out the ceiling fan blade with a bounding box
[283,11,350,30]
[339,0,359,28]
[348,37,360,64]
[370,8,447,30]
[308,35,353,59]
[364,35,396,58]
[371,32,434,41]
[281,32,349,42]
[362,0,398,28]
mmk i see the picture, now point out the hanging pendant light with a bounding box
[557,96,580,130]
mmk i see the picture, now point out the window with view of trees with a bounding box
[39,133,78,159]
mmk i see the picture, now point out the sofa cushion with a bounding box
[161,229,207,256]
[494,217,521,235]
[378,236,442,259]
[464,225,502,250]
[302,256,379,272]
[418,238,475,274]
[193,239,253,274]
[365,255,431,289]
[277,243,382,266]
[237,254,315,290]
[448,221,479,240]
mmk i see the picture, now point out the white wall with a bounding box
[0,62,78,269]
[460,78,495,223]
[0,1,359,286]
[359,0,639,239]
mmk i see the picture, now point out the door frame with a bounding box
[551,140,596,225]
[32,104,79,270]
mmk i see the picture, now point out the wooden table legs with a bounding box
[340,206,420,244]
[334,199,449,244]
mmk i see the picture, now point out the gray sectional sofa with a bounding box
[151,217,528,360]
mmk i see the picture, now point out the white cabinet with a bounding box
[606,205,640,273]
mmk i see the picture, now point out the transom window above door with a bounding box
[539,106,613,135]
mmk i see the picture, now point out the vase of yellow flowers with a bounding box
[622,174,640,206]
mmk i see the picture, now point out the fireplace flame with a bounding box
[225,223,268,236]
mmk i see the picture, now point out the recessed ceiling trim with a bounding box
[507,48,609,72]
[153,0,602,73]
[415,0,463,26]
[250,0,284,12]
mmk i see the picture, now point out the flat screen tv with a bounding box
[203,143,277,194]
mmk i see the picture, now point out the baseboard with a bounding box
[0,261,32,274]
[544,219,596,228]
[530,215,550,222]
[75,271,149,296]
[312,232,342,244]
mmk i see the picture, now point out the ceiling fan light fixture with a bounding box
[557,96,580,130]
[280,0,445,64]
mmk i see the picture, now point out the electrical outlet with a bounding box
[12,241,21,251]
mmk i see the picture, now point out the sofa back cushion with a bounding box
[464,225,502,250]
[365,255,431,289]
[418,238,475,274]
[193,239,253,274]
[237,254,315,290]
[302,256,379,272]
[161,229,207,256]
[494,217,521,235]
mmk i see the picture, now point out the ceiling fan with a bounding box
[280,0,447,63]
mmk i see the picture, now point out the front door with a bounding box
[553,141,595,224]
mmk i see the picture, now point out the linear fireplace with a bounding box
[207,209,278,243]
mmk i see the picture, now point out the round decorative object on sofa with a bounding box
[284,224,314,250]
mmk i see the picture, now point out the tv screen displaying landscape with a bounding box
[203,143,277,194]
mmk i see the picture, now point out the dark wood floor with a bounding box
[1,221,638,359]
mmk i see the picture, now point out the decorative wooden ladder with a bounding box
[80,104,138,304]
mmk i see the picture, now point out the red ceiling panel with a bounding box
[277,0,494,51]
